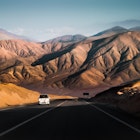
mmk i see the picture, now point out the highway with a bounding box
[0,99,140,140]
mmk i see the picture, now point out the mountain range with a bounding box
[0,26,140,97]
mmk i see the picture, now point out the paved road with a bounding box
[0,99,140,140]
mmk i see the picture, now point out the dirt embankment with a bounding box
[0,83,77,109]
[0,83,39,108]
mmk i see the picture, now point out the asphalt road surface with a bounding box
[0,99,140,140]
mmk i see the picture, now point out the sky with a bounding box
[0,0,140,41]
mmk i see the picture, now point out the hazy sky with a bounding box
[0,0,140,41]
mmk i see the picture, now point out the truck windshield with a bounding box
[39,95,48,98]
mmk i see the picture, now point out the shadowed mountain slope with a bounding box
[65,32,140,88]
[89,80,140,117]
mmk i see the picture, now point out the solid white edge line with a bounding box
[86,102,140,134]
[0,101,66,137]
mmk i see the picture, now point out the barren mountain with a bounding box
[64,31,140,91]
[1,30,140,97]
[31,31,140,96]
[0,40,47,86]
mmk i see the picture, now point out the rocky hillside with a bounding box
[0,30,140,97]
[89,80,140,117]
[117,81,140,116]
[0,40,46,86]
